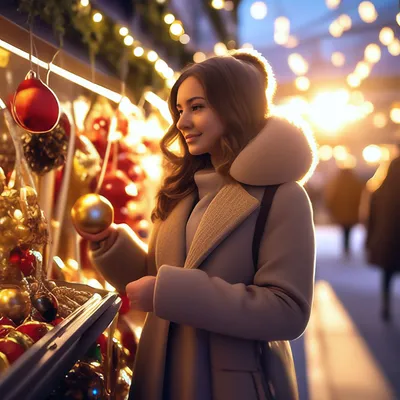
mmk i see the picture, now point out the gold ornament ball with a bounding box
[71,194,114,235]
[0,288,31,325]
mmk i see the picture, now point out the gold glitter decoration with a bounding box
[51,285,93,318]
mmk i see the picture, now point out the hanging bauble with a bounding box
[0,288,31,325]
[9,247,36,276]
[99,170,139,209]
[0,351,9,373]
[21,120,68,175]
[31,290,58,322]
[71,194,114,235]
[12,70,60,134]
[0,316,16,327]
[0,337,26,363]
[115,153,146,183]
[0,133,16,179]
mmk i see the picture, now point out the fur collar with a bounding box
[230,115,317,186]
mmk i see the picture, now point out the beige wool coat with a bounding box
[91,116,317,400]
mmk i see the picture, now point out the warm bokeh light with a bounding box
[147,50,158,62]
[364,43,381,63]
[318,145,333,161]
[379,27,394,46]
[133,47,144,57]
[331,52,345,67]
[397,13,400,26]
[119,27,128,37]
[274,17,290,45]
[285,35,298,48]
[241,43,254,49]
[193,52,207,63]
[355,61,371,79]
[80,0,89,6]
[390,105,400,124]
[212,0,224,10]
[250,1,268,20]
[358,1,378,23]
[92,12,103,23]
[350,90,364,105]
[373,112,387,128]
[347,74,361,88]
[363,145,382,164]
[388,39,400,56]
[333,145,348,161]
[170,21,184,37]
[224,0,234,11]
[123,35,134,46]
[288,53,308,75]
[329,21,343,38]
[338,14,352,30]
[179,34,190,44]
[295,76,310,91]
[214,42,228,56]
[164,13,175,24]
[326,0,341,9]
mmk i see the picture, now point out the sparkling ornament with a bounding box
[12,70,60,134]
[71,194,114,235]
[16,321,53,342]
[21,121,68,175]
[0,351,9,373]
[48,361,106,399]
[0,337,26,363]
[9,247,36,276]
[31,291,58,322]
[0,288,31,325]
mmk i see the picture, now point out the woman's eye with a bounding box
[191,104,204,112]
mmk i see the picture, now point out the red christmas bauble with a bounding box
[114,153,146,183]
[13,74,60,134]
[9,247,36,276]
[16,321,53,342]
[0,338,26,363]
[0,317,16,327]
[99,170,139,208]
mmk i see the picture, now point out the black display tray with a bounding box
[0,282,121,400]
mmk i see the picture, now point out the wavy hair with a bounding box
[152,51,274,221]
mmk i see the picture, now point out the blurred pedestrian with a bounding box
[324,167,364,257]
[366,153,400,321]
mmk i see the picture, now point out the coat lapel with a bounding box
[184,182,259,270]
[155,191,197,269]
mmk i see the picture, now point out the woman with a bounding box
[75,50,317,400]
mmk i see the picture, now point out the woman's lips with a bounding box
[185,134,202,143]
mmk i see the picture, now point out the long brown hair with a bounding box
[152,51,273,221]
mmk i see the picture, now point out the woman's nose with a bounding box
[177,111,192,131]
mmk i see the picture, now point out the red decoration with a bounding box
[51,317,64,326]
[9,247,36,276]
[16,321,53,342]
[0,317,16,327]
[119,294,130,315]
[115,153,146,183]
[116,111,129,137]
[99,170,139,208]
[0,326,15,338]
[12,71,60,134]
[0,338,25,363]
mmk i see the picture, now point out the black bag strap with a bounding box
[252,185,281,269]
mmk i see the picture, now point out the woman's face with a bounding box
[176,76,225,158]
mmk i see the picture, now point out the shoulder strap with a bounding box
[252,185,281,269]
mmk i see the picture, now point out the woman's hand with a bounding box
[73,222,118,242]
[126,276,157,312]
